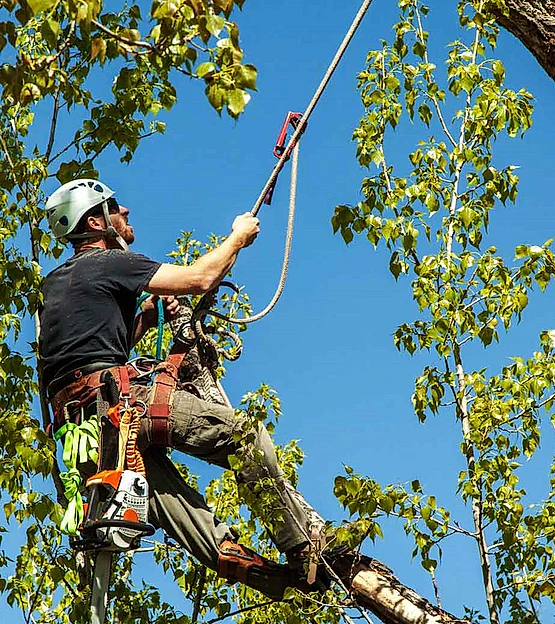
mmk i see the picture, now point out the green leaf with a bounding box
[491,59,505,85]
[342,227,354,245]
[206,14,225,37]
[27,0,58,15]
[236,64,257,90]
[478,326,495,346]
[40,18,61,47]
[197,62,217,78]
[460,205,475,229]
[389,252,406,280]
[381,495,394,513]
[206,83,224,113]
[226,88,248,117]
[227,454,240,470]
[90,37,106,63]
[152,1,179,18]
[418,102,432,126]
[515,244,528,259]
[413,40,426,58]
[422,558,438,572]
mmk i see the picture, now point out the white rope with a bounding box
[220,0,374,325]
[234,141,299,324]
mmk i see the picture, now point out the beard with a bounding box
[110,214,135,245]
[122,225,135,244]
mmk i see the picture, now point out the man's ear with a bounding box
[87,214,106,232]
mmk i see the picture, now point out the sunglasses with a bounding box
[106,197,120,214]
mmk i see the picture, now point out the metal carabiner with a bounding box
[264,111,306,205]
[273,111,304,160]
[133,400,148,417]
[127,356,160,381]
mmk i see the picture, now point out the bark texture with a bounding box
[338,556,469,624]
[493,0,555,82]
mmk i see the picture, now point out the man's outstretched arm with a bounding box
[146,213,259,296]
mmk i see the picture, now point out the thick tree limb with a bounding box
[344,558,469,624]
[493,0,555,82]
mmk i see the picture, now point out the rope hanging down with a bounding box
[220,0,375,325]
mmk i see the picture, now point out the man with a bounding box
[40,178,328,599]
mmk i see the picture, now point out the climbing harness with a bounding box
[50,301,234,619]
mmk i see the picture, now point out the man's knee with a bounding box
[167,390,239,465]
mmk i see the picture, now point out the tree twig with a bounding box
[413,9,457,148]
[191,565,207,624]
[91,19,155,50]
[45,90,61,162]
[205,600,276,624]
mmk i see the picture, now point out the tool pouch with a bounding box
[97,370,121,472]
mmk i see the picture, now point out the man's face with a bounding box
[109,203,135,245]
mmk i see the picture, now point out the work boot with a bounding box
[217,540,295,600]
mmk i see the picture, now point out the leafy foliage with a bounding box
[3,0,554,622]
[0,0,274,621]
[333,0,555,622]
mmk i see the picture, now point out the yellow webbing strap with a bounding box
[54,417,100,534]
[59,469,84,534]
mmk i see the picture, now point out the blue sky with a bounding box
[6,0,555,621]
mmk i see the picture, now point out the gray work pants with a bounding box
[134,385,322,570]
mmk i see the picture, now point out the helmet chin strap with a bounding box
[102,201,129,252]
[104,225,129,252]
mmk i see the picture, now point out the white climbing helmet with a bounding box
[45,178,128,250]
[46,178,114,238]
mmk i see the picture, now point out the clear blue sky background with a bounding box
[6,0,555,621]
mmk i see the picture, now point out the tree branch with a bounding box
[47,129,96,166]
[45,90,61,163]
[91,19,155,50]
[492,0,555,83]
[454,339,498,624]
[413,9,457,148]
[205,600,276,624]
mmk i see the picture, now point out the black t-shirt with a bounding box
[40,249,161,388]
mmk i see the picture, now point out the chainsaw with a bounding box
[76,468,154,551]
